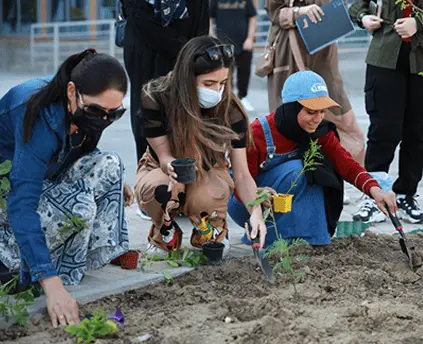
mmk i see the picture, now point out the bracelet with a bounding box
[361,178,377,193]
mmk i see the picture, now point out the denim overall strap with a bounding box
[258,116,276,155]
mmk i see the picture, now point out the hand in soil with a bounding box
[40,276,79,327]
[369,187,397,216]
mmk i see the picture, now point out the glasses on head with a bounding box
[199,44,235,61]
[77,91,126,122]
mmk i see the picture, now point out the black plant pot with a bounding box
[171,158,197,184]
[202,242,225,265]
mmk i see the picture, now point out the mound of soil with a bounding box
[2,234,423,344]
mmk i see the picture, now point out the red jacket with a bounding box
[244,113,379,195]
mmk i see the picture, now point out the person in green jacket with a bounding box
[349,0,423,224]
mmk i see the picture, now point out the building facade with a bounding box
[1,0,117,36]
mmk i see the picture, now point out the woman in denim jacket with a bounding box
[0,49,133,327]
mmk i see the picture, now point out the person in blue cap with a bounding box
[228,70,396,247]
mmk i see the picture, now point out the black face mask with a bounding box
[71,106,112,134]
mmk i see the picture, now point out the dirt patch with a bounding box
[2,235,423,344]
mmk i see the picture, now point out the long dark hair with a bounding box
[144,36,250,171]
[23,48,128,142]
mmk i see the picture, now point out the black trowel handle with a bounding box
[385,206,403,233]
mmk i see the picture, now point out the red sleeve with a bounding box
[246,119,268,180]
[234,118,267,201]
[319,131,379,195]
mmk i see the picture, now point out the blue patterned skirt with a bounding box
[0,151,129,285]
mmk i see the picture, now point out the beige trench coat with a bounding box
[266,0,352,116]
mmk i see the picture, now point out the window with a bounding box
[50,0,89,22]
[98,0,115,19]
[1,0,37,35]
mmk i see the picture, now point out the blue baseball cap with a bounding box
[281,71,340,110]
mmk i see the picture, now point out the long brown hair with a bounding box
[144,36,250,171]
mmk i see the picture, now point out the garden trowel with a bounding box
[385,207,422,271]
[245,221,274,281]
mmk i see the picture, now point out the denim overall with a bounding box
[227,116,331,247]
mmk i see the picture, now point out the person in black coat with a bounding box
[122,0,210,163]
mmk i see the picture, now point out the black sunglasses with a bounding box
[77,91,126,122]
[198,44,235,61]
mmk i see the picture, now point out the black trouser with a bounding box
[123,24,176,162]
[364,42,423,196]
[233,50,253,99]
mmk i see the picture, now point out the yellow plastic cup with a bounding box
[272,194,294,213]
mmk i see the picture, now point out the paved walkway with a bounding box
[1,52,423,327]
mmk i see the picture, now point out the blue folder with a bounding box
[295,0,355,55]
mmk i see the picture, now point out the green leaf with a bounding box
[273,261,284,272]
[192,256,201,266]
[65,324,81,335]
[0,160,12,175]
[0,198,6,210]
[167,260,179,268]
[0,177,10,191]
[162,269,174,285]
[182,248,189,261]
[262,208,271,221]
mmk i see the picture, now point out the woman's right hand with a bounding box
[362,15,384,32]
[299,5,325,24]
[40,276,79,328]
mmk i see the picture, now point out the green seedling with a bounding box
[57,213,88,245]
[247,139,323,241]
[140,248,207,271]
[65,309,118,344]
[140,248,207,285]
[162,269,174,286]
[265,238,309,294]
[0,159,12,210]
[0,275,36,326]
[57,213,88,237]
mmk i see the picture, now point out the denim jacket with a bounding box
[0,76,78,283]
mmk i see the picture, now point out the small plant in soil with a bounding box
[265,238,309,294]
[0,275,36,326]
[162,269,174,286]
[0,159,12,210]
[247,139,323,241]
[140,248,207,284]
[141,248,207,270]
[65,309,118,344]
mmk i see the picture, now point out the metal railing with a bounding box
[30,20,117,72]
[29,14,371,71]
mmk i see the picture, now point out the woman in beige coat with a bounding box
[265,0,365,166]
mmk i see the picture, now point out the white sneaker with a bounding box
[240,98,255,112]
[136,207,152,221]
[352,196,386,223]
[144,226,177,258]
[343,188,351,205]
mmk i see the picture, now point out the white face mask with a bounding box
[197,85,224,109]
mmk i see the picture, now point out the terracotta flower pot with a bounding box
[120,251,140,270]
[272,194,294,213]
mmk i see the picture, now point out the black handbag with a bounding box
[115,0,126,48]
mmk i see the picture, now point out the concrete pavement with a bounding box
[1,51,422,327]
